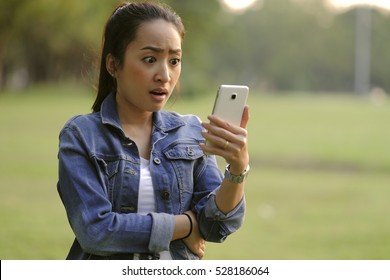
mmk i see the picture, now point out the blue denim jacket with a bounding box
[57,93,245,260]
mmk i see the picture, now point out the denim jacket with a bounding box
[57,93,245,260]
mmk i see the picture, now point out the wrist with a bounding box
[229,165,248,175]
[224,164,250,184]
[182,212,193,239]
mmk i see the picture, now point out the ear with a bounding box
[106,53,117,77]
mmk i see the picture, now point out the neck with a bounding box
[119,108,153,128]
[115,99,153,159]
[116,97,153,128]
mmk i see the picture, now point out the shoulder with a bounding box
[163,111,203,126]
[65,112,100,126]
[60,112,101,135]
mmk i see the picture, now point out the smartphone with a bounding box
[211,84,249,125]
[205,85,249,151]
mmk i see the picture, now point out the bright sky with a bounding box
[221,0,390,12]
[220,0,260,11]
[327,0,390,10]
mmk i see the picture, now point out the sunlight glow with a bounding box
[326,0,390,11]
[221,0,260,12]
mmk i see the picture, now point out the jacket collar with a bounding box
[100,92,186,133]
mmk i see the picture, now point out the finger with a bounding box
[240,105,250,129]
[200,142,233,161]
[206,115,244,135]
[201,126,247,155]
[198,248,205,259]
[202,122,246,143]
[201,130,232,149]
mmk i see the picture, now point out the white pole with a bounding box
[354,6,372,95]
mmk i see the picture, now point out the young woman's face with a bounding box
[113,19,182,113]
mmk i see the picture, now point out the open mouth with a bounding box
[150,88,168,96]
[149,88,168,102]
[150,91,166,96]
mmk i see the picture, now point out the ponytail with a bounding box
[92,46,116,112]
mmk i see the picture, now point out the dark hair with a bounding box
[92,1,185,112]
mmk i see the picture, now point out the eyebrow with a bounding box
[140,46,182,55]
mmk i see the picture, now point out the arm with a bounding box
[200,105,250,214]
[174,211,206,259]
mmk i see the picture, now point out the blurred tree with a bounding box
[1,0,389,94]
[1,0,118,89]
[165,0,222,96]
[0,0,25,89]
[205,0,356,92]
[371,9,390,92]
[191,0,389,93]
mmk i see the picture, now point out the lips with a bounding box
[150,87,168,96]
[149,87,169,103]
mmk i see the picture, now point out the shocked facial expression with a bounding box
[111,19,182,113]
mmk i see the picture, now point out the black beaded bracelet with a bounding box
[182,212,193,239]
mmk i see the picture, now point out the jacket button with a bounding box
[187,147,195,156]
[123,141,133,146]
[161,191,170,200]
[153,157,161,165]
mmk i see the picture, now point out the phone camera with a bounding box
[231,93,237,100]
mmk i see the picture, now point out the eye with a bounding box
[170,58,181,66]
[143,57,156,64]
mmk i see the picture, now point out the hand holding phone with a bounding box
[204,85,249,150]
[211,85,249,126]
[201,85,250,214]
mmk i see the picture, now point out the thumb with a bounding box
[240,105,250,128]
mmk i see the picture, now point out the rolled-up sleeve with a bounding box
[204,189,246,221]
[148,212,175,252]
[198,188,246,243]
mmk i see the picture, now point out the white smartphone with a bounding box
[211,84,249,125]
[205,85,249,150]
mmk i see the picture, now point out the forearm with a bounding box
[176,211,206,259]
[215,178,245,214]
[172,212,192,240]
[200,106,250,215]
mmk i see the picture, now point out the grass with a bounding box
[205,168,390,259]
[1,84,389,259]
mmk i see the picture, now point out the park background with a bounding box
[0,0,389,259]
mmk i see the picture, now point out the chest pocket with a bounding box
[164,144,203,161]
[163,143,204,209]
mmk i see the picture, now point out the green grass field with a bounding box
[1,84,389,259]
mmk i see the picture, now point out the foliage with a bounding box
[1,0,390,93]
[1,0,119,86]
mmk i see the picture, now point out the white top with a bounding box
[138,157,172,260]
[137,158,156,214]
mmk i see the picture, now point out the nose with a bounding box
[155,62,171,83]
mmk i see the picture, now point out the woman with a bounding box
[58,1,250,260]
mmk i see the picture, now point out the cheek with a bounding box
[116,65,149,94]
[127,64,149,81]
[171,66,181,82]
[119,56,148,79]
